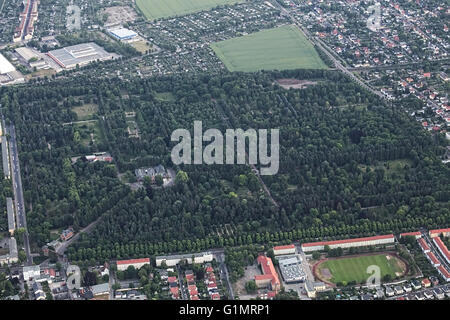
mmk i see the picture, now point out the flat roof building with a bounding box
[277,255,306,283]
[15,47,39,62]
[0,53,16,74]
[108,28,138,41]
[47,42,115,69]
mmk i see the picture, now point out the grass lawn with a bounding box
[73,121,104,146]
[210,25,328,72]
[155,92,176,102]
[72,104,98,121]
[136,0,243,20]
[130,40,153,54]
[319,254,403,284]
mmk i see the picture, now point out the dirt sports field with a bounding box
[312,252,408,286]
[274,78,318,89]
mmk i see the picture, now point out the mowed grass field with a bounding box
[319,254,404,284]
[211,25,328,72]
[136,0,243,20]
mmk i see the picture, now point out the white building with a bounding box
[23,265,41,281]
[301,234,395,252]
[0,53,16,74]
[116,258,150,271]
[155,252,213,267]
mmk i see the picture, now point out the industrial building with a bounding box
[108,28,138,42]
[277,255,306,283]
[273,244,296,256]
[0,53,16,74]
[0,53,25,86]
[116,258,150,271]
[301,234,395,252]
[47,42,115,69]
[6,198,15,234]
[155,251,213,267]
[15,47,39,61]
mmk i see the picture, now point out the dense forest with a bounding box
[0,68,449,263]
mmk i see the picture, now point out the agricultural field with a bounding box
[316,253,406,284]
[136,0,243,20]
[210,25,328,72]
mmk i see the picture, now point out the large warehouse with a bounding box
[47,42,115,69]
[108,28,138,42]
[301,234,395,252]
[0,53,16,74]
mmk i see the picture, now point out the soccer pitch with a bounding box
[136,0,243,20]
[210,25,328,72]
[318,254,404,284]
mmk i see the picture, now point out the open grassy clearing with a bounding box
[71,104,98,121]
[210,25,328,72]
[136,0,243,20]
[73,121,104,146]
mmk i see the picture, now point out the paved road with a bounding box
[7,123,33,266]
[213,250,235,300]
[56,217,103,255]
[177,264,188,300]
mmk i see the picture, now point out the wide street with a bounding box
[7,123,33,266]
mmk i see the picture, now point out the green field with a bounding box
[319,254,404,284]
[136,0,243,20]
[210,25,328,72]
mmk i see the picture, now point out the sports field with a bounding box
[317,254,405,284]
[210,25,328,72]
[136,0,243,20]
